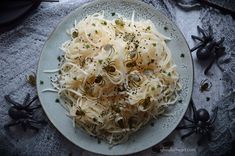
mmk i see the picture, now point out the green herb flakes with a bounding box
[98,60,103,64]
[101,21,107,25]
[85,44,90,49]
[26,73,36,86]
[115,18,125,27]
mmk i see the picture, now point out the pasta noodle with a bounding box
[49,12,181,144]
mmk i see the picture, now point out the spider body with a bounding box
[177,100,218,145]
[191,26,226,74]
[4,93,46,132]
[8,107,32,120]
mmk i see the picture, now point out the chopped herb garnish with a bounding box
[73,77,77,80]
[206,97,210,101]
[115,18,125,27]
[55,99,60,103]
[101,21,107,25]
[26,74,36,86]
[58,70,62,74]
[92,23,96,26]
[98,60,103,64]
[95,30,98,34]
[168,72,171,76]
[152,43,156,47]
[157,84,161,88]
[111,12,115,16]
[40,80,44,85]
[180,53,185,58]
[72,31,78,38]
[87,33,91,37]
[146,26,151,30]
[85,44,90,49]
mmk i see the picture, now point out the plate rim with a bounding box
[36,0,194,155]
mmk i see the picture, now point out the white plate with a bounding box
[37,0,193,155]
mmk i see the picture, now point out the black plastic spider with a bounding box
[4,93,46,132]
[191,26,226,75]
[177,99,218,145]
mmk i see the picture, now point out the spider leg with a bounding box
[190,42,204,52]
[207,132,212,141]
[181,129,196,140]
[208,25,213,38]
[209,107,218,124]
[26,122,39,132]
[23,93,30,106]
[4,95,22,108]
[197,135,205,145]
[25,95,38,108]
[216,59,225,72]
[204,58,215,75]
[4,121,21,129]
[191,35,204,42]
[217,37,225,45]
[183,116,195,123]
[190,99,197,122]
[28,119,47,125]
[27,125,39,132]
[197,26,206,38]
[29,105,41,110]
[177,124,196,130]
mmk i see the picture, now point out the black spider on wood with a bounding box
[4,93,46,132]
[191,26,226,75]
[177,99,218,145]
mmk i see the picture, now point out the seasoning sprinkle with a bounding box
[85,44,90,49]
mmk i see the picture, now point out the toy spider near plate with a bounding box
[177,99,218,145]
[190,25,226,75]
[4,93,46,132]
